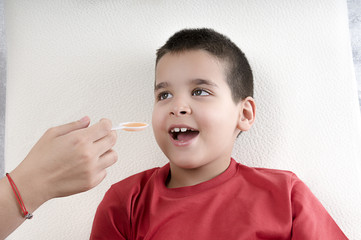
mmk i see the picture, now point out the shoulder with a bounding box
[108,167,160,201]
[235,163,301,193]
[252,166,295,178]
[236,163,320,204]
[113,167,160,187]
[239,163,296,182]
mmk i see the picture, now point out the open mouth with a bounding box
[169,127,199,142]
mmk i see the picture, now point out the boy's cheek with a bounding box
[151,112,165,137]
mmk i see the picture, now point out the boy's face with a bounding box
[152,50,243,171]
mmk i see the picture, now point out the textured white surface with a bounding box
[4,0,361,239]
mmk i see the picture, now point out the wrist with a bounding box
[10,161,52,213]
[6,173,33,219]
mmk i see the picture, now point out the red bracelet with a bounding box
[6,173,33,219]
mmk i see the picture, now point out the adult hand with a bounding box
[0,117,118,239]
[11,116,118,209]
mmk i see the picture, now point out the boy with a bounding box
[90,28,348,239]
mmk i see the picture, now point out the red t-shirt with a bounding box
[90,158,348,239]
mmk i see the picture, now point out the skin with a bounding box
[0,117,118,239]
[152,50,255,188]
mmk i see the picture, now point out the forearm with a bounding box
[0,175,24,239]
[0,167,47,239]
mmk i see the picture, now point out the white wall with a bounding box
[5,0,361,239]
[0,0,6,177]
[347,0,361,111]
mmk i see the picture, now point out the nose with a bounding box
[170,101,192,116]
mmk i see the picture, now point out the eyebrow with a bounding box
[191,78,218,88]
[154,78,218,92]
[154,82,169,92]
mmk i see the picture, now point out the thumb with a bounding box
[53,116,91,136]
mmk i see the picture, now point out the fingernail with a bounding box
[79,116,89,123]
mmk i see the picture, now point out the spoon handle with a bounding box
[111,122,148,131]
[111,125,125,131]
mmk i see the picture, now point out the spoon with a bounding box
[111,122,149,131]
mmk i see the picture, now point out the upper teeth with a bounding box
[171,127,195,133]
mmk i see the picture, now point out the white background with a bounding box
[4,0,361,239]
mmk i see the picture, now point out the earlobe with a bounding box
[237,97,256,132]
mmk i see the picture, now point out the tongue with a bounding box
[177,131,199,141]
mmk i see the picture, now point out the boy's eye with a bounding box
[192,89,210,96]
[158,92,173,100]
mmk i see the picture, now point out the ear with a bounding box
[237,96,256,132]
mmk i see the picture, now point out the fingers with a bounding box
[94,130,117,156]
[47,116,91,137]
[89,150,117,189]
[98,149,118,170]
[84,118,113,142]
[92,170,108,190]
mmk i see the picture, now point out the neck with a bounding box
[167,157,231,188]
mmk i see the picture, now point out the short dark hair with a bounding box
[156,28,253,103]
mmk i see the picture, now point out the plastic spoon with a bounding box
[111,122,149,131]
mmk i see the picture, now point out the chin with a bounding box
[168,156,205,170]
